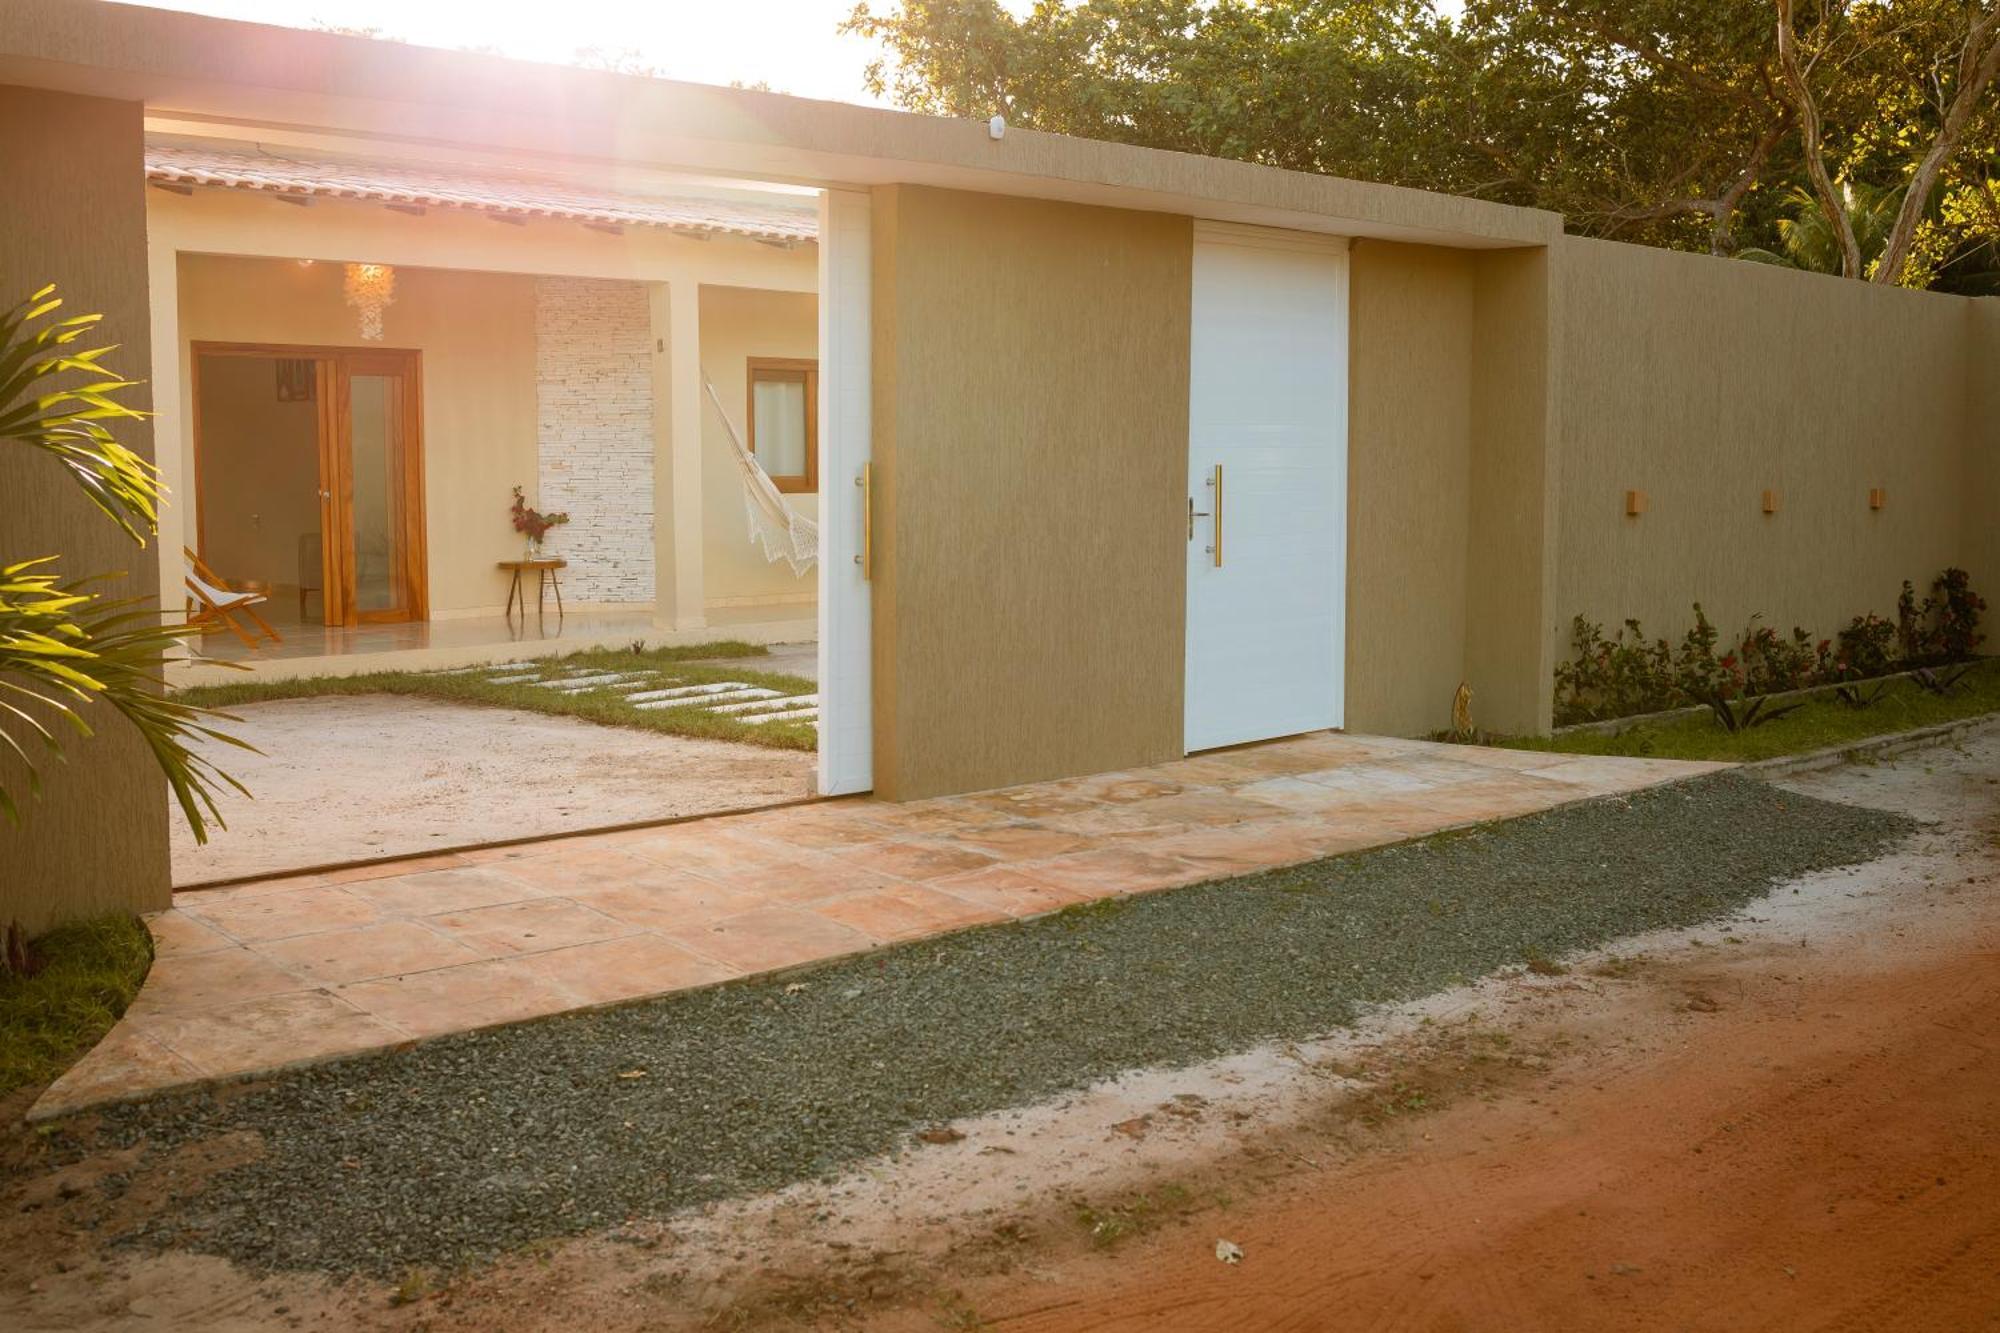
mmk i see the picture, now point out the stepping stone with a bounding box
[740,706,820,725]
[710,693,819,715]
[484,672,544,685]
[623,681,752,704]
[530,672,633,690]
[542,673,651,694]
[633,687,780,712]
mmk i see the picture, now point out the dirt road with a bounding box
[878,744,2000,1333]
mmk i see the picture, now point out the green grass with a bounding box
[1500,657,2000,763]
[0,915,154,1095]
[175,640,819,752]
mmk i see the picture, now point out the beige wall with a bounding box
[1466,248,1558,735]
[194,354,320,603]
[0,87,170,935]
[1554,237,1975,664]
[871,185,1192,799]
[1345,241,1475,737]
[176,255,539,617]
[698,285,819,609]
[1969,299,2000,592]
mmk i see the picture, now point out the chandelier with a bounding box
[341,262,396,341]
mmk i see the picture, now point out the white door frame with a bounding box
[815,188,874,795]
[1183,220,1349,753]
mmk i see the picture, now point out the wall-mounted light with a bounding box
[1869,487,1887,511]
[1761,489,1780,515]
[1624,489,1647,517]
[342,262,396,341]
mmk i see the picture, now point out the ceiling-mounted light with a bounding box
[342,262,396,341]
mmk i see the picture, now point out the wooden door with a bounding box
[327,350,426,625]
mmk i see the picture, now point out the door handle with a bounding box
[853,463,873,581]
[1205,464,1223,567]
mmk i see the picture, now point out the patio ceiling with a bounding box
[145,143,819,246]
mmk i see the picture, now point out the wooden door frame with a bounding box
[190,341,428,627]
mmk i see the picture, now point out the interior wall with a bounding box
[1555,237,1975,664]
[870,185,1192,800]
[698,285,819,608]
[176,255,538,617]
[0,87,170,934]
[1344,241,1475,738]
[194,355,320,607]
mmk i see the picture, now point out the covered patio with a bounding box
[148,136,827,685]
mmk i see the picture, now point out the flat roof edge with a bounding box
[1,0,1559,250]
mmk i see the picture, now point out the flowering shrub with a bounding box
[1552,569,1986,726]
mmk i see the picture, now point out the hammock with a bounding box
[702,374,818,575]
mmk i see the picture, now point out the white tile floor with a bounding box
[170,605,818,686]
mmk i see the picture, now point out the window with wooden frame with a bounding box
[747,357,818,493]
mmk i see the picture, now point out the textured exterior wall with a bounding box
[1345,241,1475,738]
[698,285,818,608]
[870,186,1192,800]
[176,256,538,617]
[1466,248,1559,735]
[534,276,656,604]
[1554,237,1974,663]
[0,87,170,935]
[1970,300,2000,592]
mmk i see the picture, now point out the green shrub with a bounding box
[1552,568,1987,727]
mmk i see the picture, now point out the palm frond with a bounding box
[0,285,163,545]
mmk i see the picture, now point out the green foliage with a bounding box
[0,282,249,841]
[845,0,2000,281]
[1553,569,1988,727]
[1516,656,2000,764]
[0,913,152,1094]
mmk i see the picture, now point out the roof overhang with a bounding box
[3,0,1561,250]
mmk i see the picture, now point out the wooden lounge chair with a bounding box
[184,547,282,650]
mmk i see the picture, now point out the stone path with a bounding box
[441,661,820,727]
[33,733,1726,1121]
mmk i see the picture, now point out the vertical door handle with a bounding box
[854,463,873,581]
[1208,464,1223,567]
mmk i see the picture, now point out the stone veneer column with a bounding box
[534,276,657,603]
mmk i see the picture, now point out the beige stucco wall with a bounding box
[870,185,1192,800]
[1554,237,1975,665]
[0,87,170,935]
[698,285,819,609]
[1970,299,2000,592]
[1345,241,1475,738]
[175,255,540,618]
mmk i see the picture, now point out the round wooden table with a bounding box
[497,558,566,618]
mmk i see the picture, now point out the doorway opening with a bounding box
[192,342,427,633]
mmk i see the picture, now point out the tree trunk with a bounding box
[1873,6,2000,285]
[1776,0,1863,279]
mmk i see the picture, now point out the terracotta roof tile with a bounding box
[145,144,818,243]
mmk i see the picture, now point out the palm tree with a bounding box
[1,282,248,839]
[1738,181,1903,276]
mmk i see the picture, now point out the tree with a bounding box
[844,0,2000,284]
[0,284,248,839]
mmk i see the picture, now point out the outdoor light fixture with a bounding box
[1624,489,1647,517]
[1869,487,1887,510]
[1762,489,1780,514]
[342,262,396,341]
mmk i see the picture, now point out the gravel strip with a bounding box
[77,773,1911,1277]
